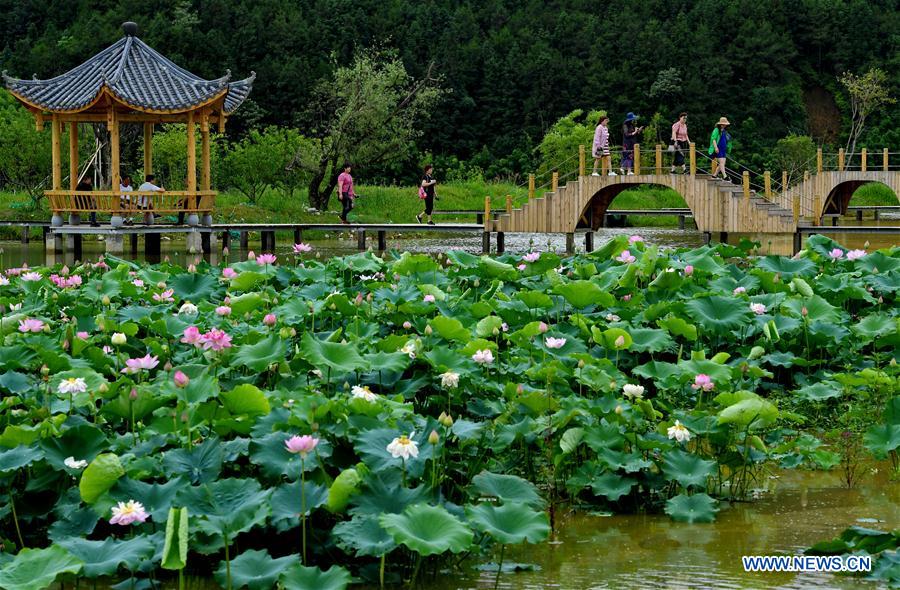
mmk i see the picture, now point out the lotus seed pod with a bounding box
[343,381,350,390]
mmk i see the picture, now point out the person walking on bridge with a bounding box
[337,162,356,224]
[621,113,643,175]
[592,116,615,176]
[708,117,731,180]
[670,113,690,174]
[416,164,437,225]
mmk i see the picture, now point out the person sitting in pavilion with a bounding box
[75,175,100,227]
[138,175,165,222]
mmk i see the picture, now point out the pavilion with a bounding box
[2,21,254,227]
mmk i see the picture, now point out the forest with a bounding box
[2,0,899,185]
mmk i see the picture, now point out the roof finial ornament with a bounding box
[122,22,138,37]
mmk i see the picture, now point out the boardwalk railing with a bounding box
[45,190,216,217]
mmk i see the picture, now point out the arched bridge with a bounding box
[488,145,900,237]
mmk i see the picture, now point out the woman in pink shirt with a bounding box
[670,112,690,174]
[337,162,355,224]
[591,115,615,176]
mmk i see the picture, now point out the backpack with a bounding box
[418,185,427,199]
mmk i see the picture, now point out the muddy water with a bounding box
[427,468,899,590]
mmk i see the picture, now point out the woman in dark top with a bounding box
[621,112,643,176]
[75,175,99,226]
[416,164,437,225]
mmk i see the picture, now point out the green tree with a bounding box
[768,134,817,187]
[839,68,896,158]
[221,127,308,205]
[535,109,606,179]
[288,49,444,210]
[0,90,51,207]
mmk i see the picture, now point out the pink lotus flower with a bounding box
[801,306,809,317]
[200,329,232,351]
[517,264,527,271]
[691,374,714,392]
[403,321,412,329]
[472,349,494,364]
[222,268,237,279]
[622,294,632,301]
[523,252,540,263]
[545,337,566,349]
[423,294,436,303]
[733,286,746,295]
[614,335,626,348]
[829,248,844,260]
[684,265,694,276]
[215,305,232,316]
[132,279,144,288]
[501,323,508,332]
[18,318,44,333]
[628,235,644,244]
[181,326,203,346]
[110,500,149,526]
[76,331,89,340]
[616,250,636,264]
[174,370,190,388]
[293,243,312,254]
[102,345,114,354]
[750,302,767,315]
[285,434,319,457]
[539,322,549,333]
[121,354,159,374]
[21,271,42,282]
[94,259,109,270]
[263,313,277,326]
[247,251,256,261]
[257,253,277,265]
[153,289,175,303]
[187,264,197,273]
[846,249,866,261]
[60,265,70,276]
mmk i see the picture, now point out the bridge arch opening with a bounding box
[577,182,690,230]
[824,180,899,215]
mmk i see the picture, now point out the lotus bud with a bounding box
[424,325,433,335]
[615,405,623,415]
[473,279,480,287]
[330,303,336,310]
[111,332,127,345]
[864,240,870,249]
[62,339,69,350]
[614,335,626,348]
[354,293,363,305]
[492,327,500,336]
[163,361,173,371]
[311,422,319,432]
[878,296,884,304]
[52,293,58,301]
[801,306,808,317]
[181,412,189,423]
[223,247,230,256]
[343,381,350,390]
[403,321,412,330]
[578,359,585,368]
[428,430,440,445]
[247,251,256,261]
[290,328,297,337]
[610,381,617,390]
[98,383,108,394]
[539,322,549,333]
[40,364,50,377]
[366,293,373,302]
[174,371,189,388]
[162,345,169,353]
[279,327,292,339]
[187,264,197,273]
[130,388,138,400]
[516,384,524,394]
[683,264,694,276]
[101,295,111,306]
[263,313,277,326]
[157,282,167,289]
[891,358,897,367]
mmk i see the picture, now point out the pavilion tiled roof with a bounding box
[2,23,254,114]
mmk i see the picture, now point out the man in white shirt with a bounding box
[137,174,165,209]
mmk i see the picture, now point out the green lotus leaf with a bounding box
[161,507,189,570]
[331,514,396,557]
[233,334,287,372]
[58,535,155,578]
[470,471,544,508]
[478,256,517,279]
[628,328,675,353]
[795,382,842,402]
[362,351,411,374]
[299,333,367,374]
[593,327,632,350]
[350,475,430,516]
[228,292,264,316]
[222,384,271,417]
[429,316,471,342]
[249,432,331,480]
[648,268,683,291]
[662,450,716,489]
[391,252,439,275]
[717,395,778,429]
[0,444,43,473]
[516,290,554,309]
[379,503,473,556]
[112,477,189,522]
[684,296,748,334]
[475,315,504,338]
[445,249,481,268]
[852,313,897,341]
[171,272,219,301]
[326,467,364,514]
[79,452,124,504]
[177,478,270,551]
[230,271,268,292]
[466,502,550,544]
[40,424,107,471]
[214,549,296,590]
[863,424,900,458]
[559,427,584,454]
[553,281,614,308]
[162,439,223,484]
[0,371,31,394]
[0,545,83,590]
[270,480,329,532]
[279,564,351,590]
[783,295,840,323]
[755,256,817,279]
[84,276,122,301]
[656,315,698,341]
[884,397,900,425]
[169,365,219,405]
[665,493,719,523]
[589,472,636,501]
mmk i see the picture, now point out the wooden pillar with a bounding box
[861,148,867,172]
[884,148,889,172]
[51,115,62,190]
[293,227,302,244]
[838,148,845,172]
[221,231,231,250]
[764,171,772,199]
[483,196,491,230]
[143,123,154,176]
[634,144,641,175]
[240,231,248,250]
[584,231,594,252]
[377,230,386,251]
[496,232,505,253]
[816,148,823,173]
[482,232,490,254]
[528,174,535,200]
[793,194,800,226]
[565,232,575,255]
[678,215,685,230]
[69,122,79,190]
[689,142,696,176]
[782,170,788,191]
[813,194,821,226]
[186,111,197,193]
[505,195,512,215]
[201,122,211,191]
[655,144,662,176]
[578,145,586,177]
[109,110,120,212]
[551,172,558,192]
[130,233,138,255]
[742,171,750,200]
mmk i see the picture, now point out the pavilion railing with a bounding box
[45,190,216,216]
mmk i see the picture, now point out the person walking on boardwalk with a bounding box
[708,117,731,180]
[416,164,437,225]
[592,116,615,176]
[621,112,643,175]
[337,162,356,224]
[670,112,690,174]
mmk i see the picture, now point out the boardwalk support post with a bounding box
[884,148,889,172]
[505,195,512,215]
[764,171,772,199]
[813,194,821,226]
[240,231,248,250]
[484,196,491,230]
[793,194,800,226]
[742,172,750,201]
[261,230,275,252]
[584,231,594,252]
[578,145,586,177]
[678,215,685,230]
[634,144,641,175]
[838,148,845,172]
[294,227,302,245]
[130,233,138,255]
[793,231,802,255]
[655,144,662,176]
[551,172,559,192]
[689,142,696,176]
[565,232,575,255]
[356,229,366,251]
[862,148,867,172]
[528,174,535,200]
[482,232,490,254]
[497,232,505,253]
[817,148,823,173]
[377,230,386,251]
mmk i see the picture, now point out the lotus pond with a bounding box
[0,234,898,590]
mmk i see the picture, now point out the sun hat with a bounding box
[625,112,638,122]
[717,117,730,126]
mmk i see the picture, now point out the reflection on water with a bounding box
[430,469,898,590]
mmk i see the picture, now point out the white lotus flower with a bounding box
[667,420,692,443]
[57,377,87,394]
[622,384,644,399]
[351,385,378,402]
[472,349,494,364]
[64,456,88,469]
[440,371,459,388]
[386,432,419,460]
[178,302,199,315]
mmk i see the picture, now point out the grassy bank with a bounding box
[0,180,895,238]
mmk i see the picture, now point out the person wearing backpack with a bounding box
[708,117,731,180]
[416,164,437,225]
[337,162,355,223]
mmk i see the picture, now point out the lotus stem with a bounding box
[224,530,232,590]
[494,544,505,590]
[300,458,307,564]
[9,490,24,549]
[408,554,422,588]
[401,458,407,488]
[379,554,386,589]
